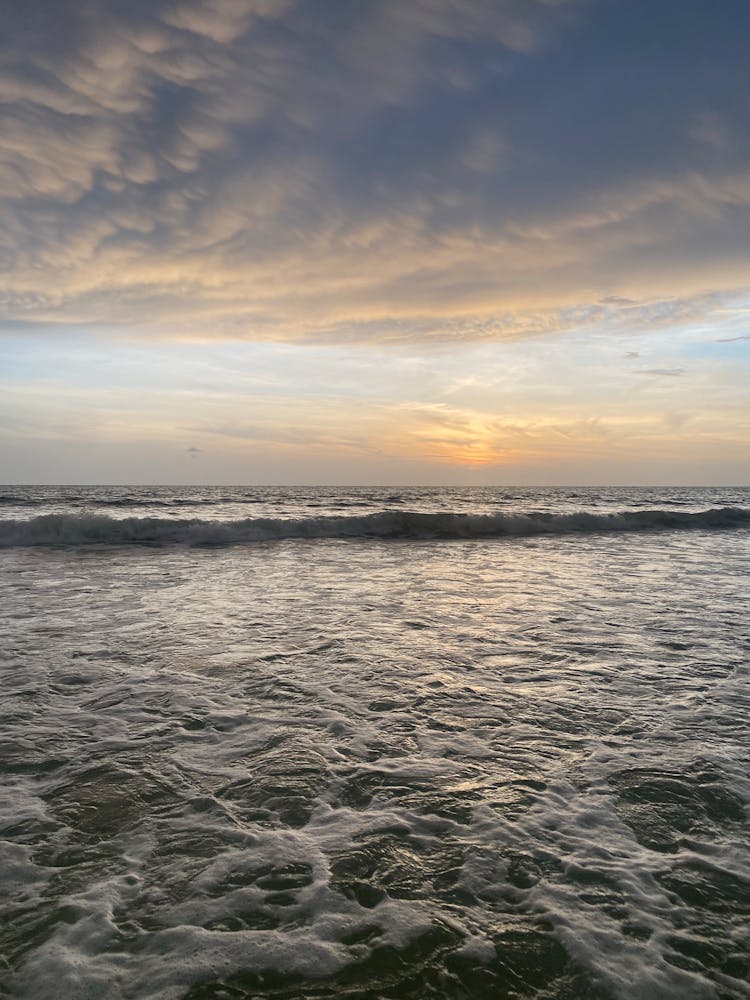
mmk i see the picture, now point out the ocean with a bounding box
[1,485,749,1000]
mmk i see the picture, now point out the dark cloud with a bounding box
[636,368,685,377]
[0,0,749,340]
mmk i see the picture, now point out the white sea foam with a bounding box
[2,493,749,999]
[0,506,748,547]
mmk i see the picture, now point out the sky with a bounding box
[1,0,748,485]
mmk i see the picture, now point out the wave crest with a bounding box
[0,507,748,547]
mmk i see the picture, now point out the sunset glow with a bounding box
[1,0,748,483]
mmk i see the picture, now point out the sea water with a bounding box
[1,486,748,999]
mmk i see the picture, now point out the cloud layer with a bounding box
[2,0,750,341]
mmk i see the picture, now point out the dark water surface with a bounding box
[1,487,749,999]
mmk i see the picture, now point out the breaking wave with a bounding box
[0,507,748,547]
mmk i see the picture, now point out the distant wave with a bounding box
[0,496,375,509]
[0,508,748,547]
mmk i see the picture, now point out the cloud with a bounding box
[662,412,691,431]
[636,369,686,377]
[714,334,750,343]
[0,1,749,344]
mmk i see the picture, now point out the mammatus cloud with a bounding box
[1,1,749,343]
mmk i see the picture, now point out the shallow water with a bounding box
[1,487,749,998]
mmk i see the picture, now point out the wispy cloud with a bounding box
[636,368,686,377]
